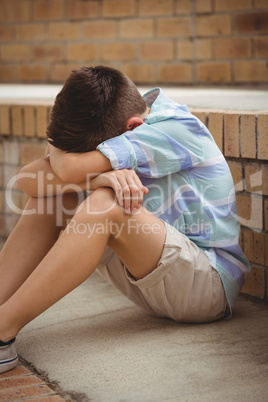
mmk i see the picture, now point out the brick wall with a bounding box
[0,0,268,85]
[0,102,267,301]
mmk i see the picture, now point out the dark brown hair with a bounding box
[47,66,147,152]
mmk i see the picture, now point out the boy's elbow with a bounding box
[50,154,72,183]
[17,167,27,192]
[58,155,79,183]
[57,162,72,183]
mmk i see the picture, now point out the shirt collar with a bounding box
[143,87,190,124]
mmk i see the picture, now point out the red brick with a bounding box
[257,115,268,160]
[195,39,212,60]
[33,45,63,61]
[4,140,20,165]
[0,384,55,400]
[264,198,268,231]
[191,111,207,124]
[36,106,48,138]
[50,63,80,82]
[16,24,46,42]
[234,12,268,34]
[1,44,31,61]
[102,43,135,61]
[67,0,99,19]
[245,163,268,195]
[208,112,223,152]
[214,38,251,59]
[176,0,193,15]
[157,17,192,38]
[243,230,267,265]
[33,0,64,21]
[0,142,3,163]
[49,22,80,40]
[30,396,65,402]
[177,40,193,60]
[241,265,265,299]
[11,106,23,136]
[17,65,47,82]
[103,0,135,17]
[224,114,240,157]
[139,0,173,16]
[196,0,212,13]
[254,0,268,7]
[0,365,32,378]
[119,19,154,39]
[0,26,13,41]
[83,21,116,39]
[23,105,35,137]
[240,115,257,158]
[254,36,268,57]
[0,189,4,213]
[120,64,154,83]
[196,15,231,36]
[1,0,31,22]
[236,194,263,231]
[139,41,173,61]
[0,105,11,135]
[197,62,231,83]
[234,61,268,83]
[215,0,252,11]
[0,65,16,82]
[158,64,192,83]
[0,374,43,389]
[228,161,243,192]
[20,142,47,165]
[67,43,98,61]
[266,268,268,301]
[175,0,192,14]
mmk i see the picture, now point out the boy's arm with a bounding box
[17,157,148,214]
[17,157,90,198]
[49,144,112,183]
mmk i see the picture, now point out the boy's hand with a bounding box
[90,169,149,214]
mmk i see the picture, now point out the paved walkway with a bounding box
[3,272,266,402]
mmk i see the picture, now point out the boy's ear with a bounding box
[125,116,144,131]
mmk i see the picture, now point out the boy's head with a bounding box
[47,65,147,152]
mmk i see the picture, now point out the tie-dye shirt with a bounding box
[97,88,251,310]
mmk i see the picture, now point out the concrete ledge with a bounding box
[0,85,268,112]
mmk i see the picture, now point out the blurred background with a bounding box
[0,0,267,86]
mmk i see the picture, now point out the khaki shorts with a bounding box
[96,221,228,323]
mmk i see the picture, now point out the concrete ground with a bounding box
[0,84,268,111]
[16,272,268,402]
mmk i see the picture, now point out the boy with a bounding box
[0,66,250,374]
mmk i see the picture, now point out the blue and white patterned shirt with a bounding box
[97,88,251,310]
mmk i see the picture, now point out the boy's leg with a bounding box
[0,193,80,306]
[0,188,166,342]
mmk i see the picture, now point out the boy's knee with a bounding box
[76,187,119,218]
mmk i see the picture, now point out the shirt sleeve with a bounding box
[97,118,207,178]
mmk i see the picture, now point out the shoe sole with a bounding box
[0,354,18,374]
